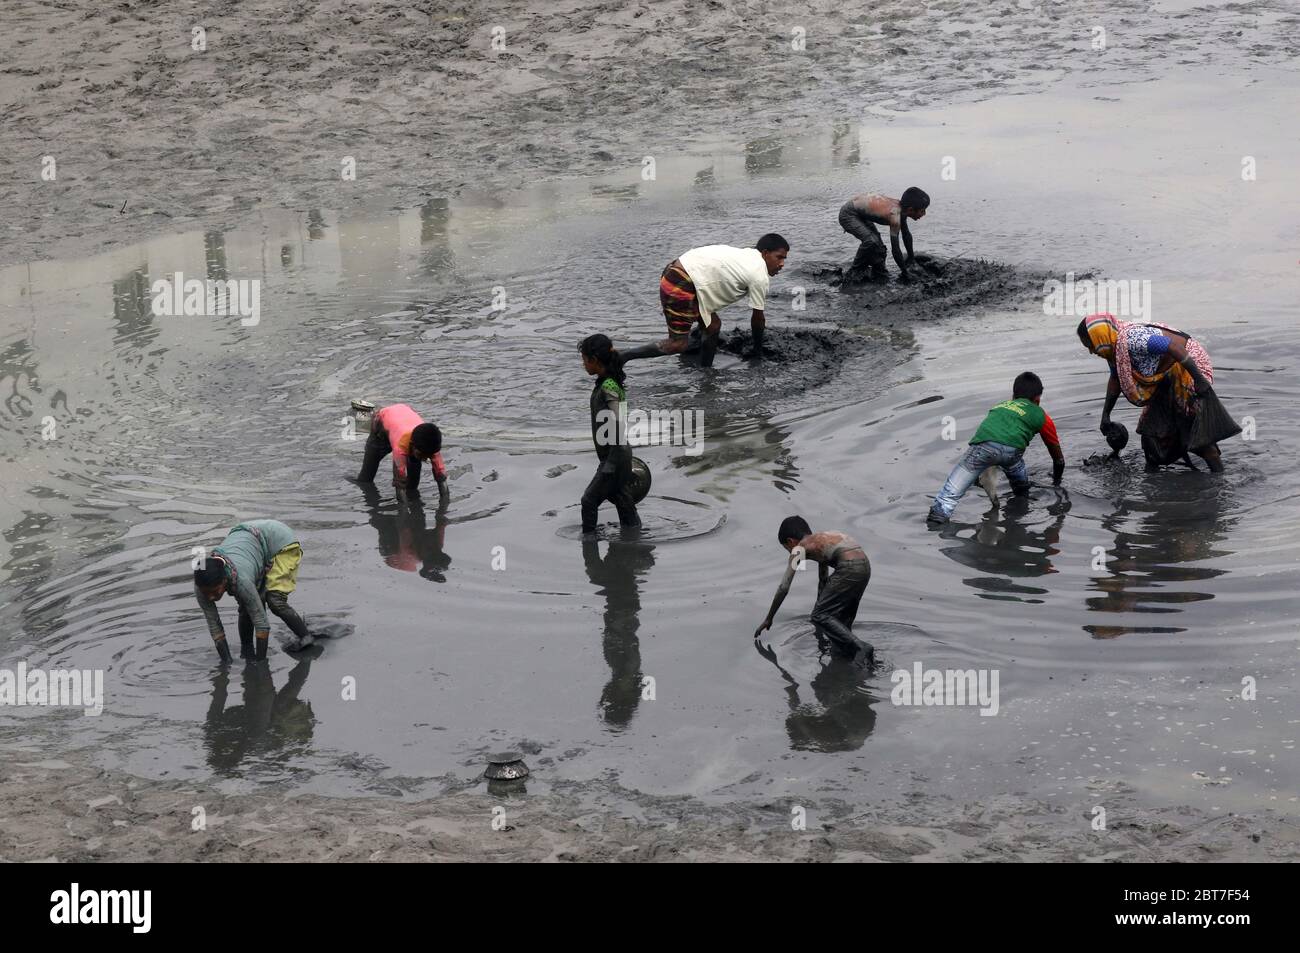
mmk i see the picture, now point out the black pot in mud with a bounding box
[1102,420,1129,455]
[628,457,652,504]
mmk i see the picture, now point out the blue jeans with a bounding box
[929,441,1029,520]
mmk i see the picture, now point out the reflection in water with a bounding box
[1084,486,1232,638]
[590,182,641,202]
[582,536,656,730]
[744,136,783,175]
[938,492,1070,603]
[203,648,321,773]
[111,266,158,350]
[672,405,798,497]
[361,483,451,581]
[0,330,39,421]
[756,641,877,752]
[419,197,454,278]
[306,209,327,241]
[830,122,860,167]
[203,230,229,282]
[2,509,57,598]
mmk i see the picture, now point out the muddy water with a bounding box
[2,67,1297,816]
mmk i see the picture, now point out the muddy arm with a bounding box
[748,309,765,356]
[1101,369,1121,426]
[1166,337,1211,394]
[756,559,797,637]
[196,584,233,662]
[1048,442,1066,484]
[890,232,910,273]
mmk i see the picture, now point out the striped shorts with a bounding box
[659,259,701,338]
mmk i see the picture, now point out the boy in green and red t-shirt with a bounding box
[927,372,1066,524]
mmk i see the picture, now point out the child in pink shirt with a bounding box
[355,404,447,501]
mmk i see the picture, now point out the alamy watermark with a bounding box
[151,271,260,326]
[49,883,150,933]
[1043,271,1150,321]
[0,662,104,716]
[596,406,705,456]
[890,661,999,716]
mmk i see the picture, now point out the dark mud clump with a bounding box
[715,325,869,372]
[637,324,879,416]
[809,256,1060,326]
[1080,451,1122,468]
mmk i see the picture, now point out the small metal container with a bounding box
[350,398,376,434]
[484,751,529,781]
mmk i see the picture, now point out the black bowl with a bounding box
[1103,421,1129,454]
[628,457,652,503]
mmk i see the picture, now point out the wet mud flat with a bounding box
[4,744,1296,862]
[5,0,1300,266]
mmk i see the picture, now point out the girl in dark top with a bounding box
[579,334,641,535]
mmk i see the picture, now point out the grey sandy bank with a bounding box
[3,744,1296,862]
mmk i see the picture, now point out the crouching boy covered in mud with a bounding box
[194,519,314,661]
[754,516,874,665]
[927,372,1065,524]
[838,187,930,283]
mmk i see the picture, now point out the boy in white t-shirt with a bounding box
[621,233,789,367]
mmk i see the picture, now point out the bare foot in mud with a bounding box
[1198,445,1225,472]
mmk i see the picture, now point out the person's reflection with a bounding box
[418,198,455,277]
[306,209,327,241]
[581,535,656,730]
[830,122,860,166]
[111,266,159,350]
[203,647,321,772]
[755,641,877,752]
[0,334,39,419]
[203,230,229,282]
[744,136,783,174]
[1084,485,1231,638]
[361,483,451,581]
[937,491,1070,601]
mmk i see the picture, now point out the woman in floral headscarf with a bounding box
[1077,313,1224,472]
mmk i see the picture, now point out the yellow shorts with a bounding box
[264,543,303,594]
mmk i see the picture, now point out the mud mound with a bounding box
[715,325,870,371]
[626,324,882,416]
[815,256,1059,325]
